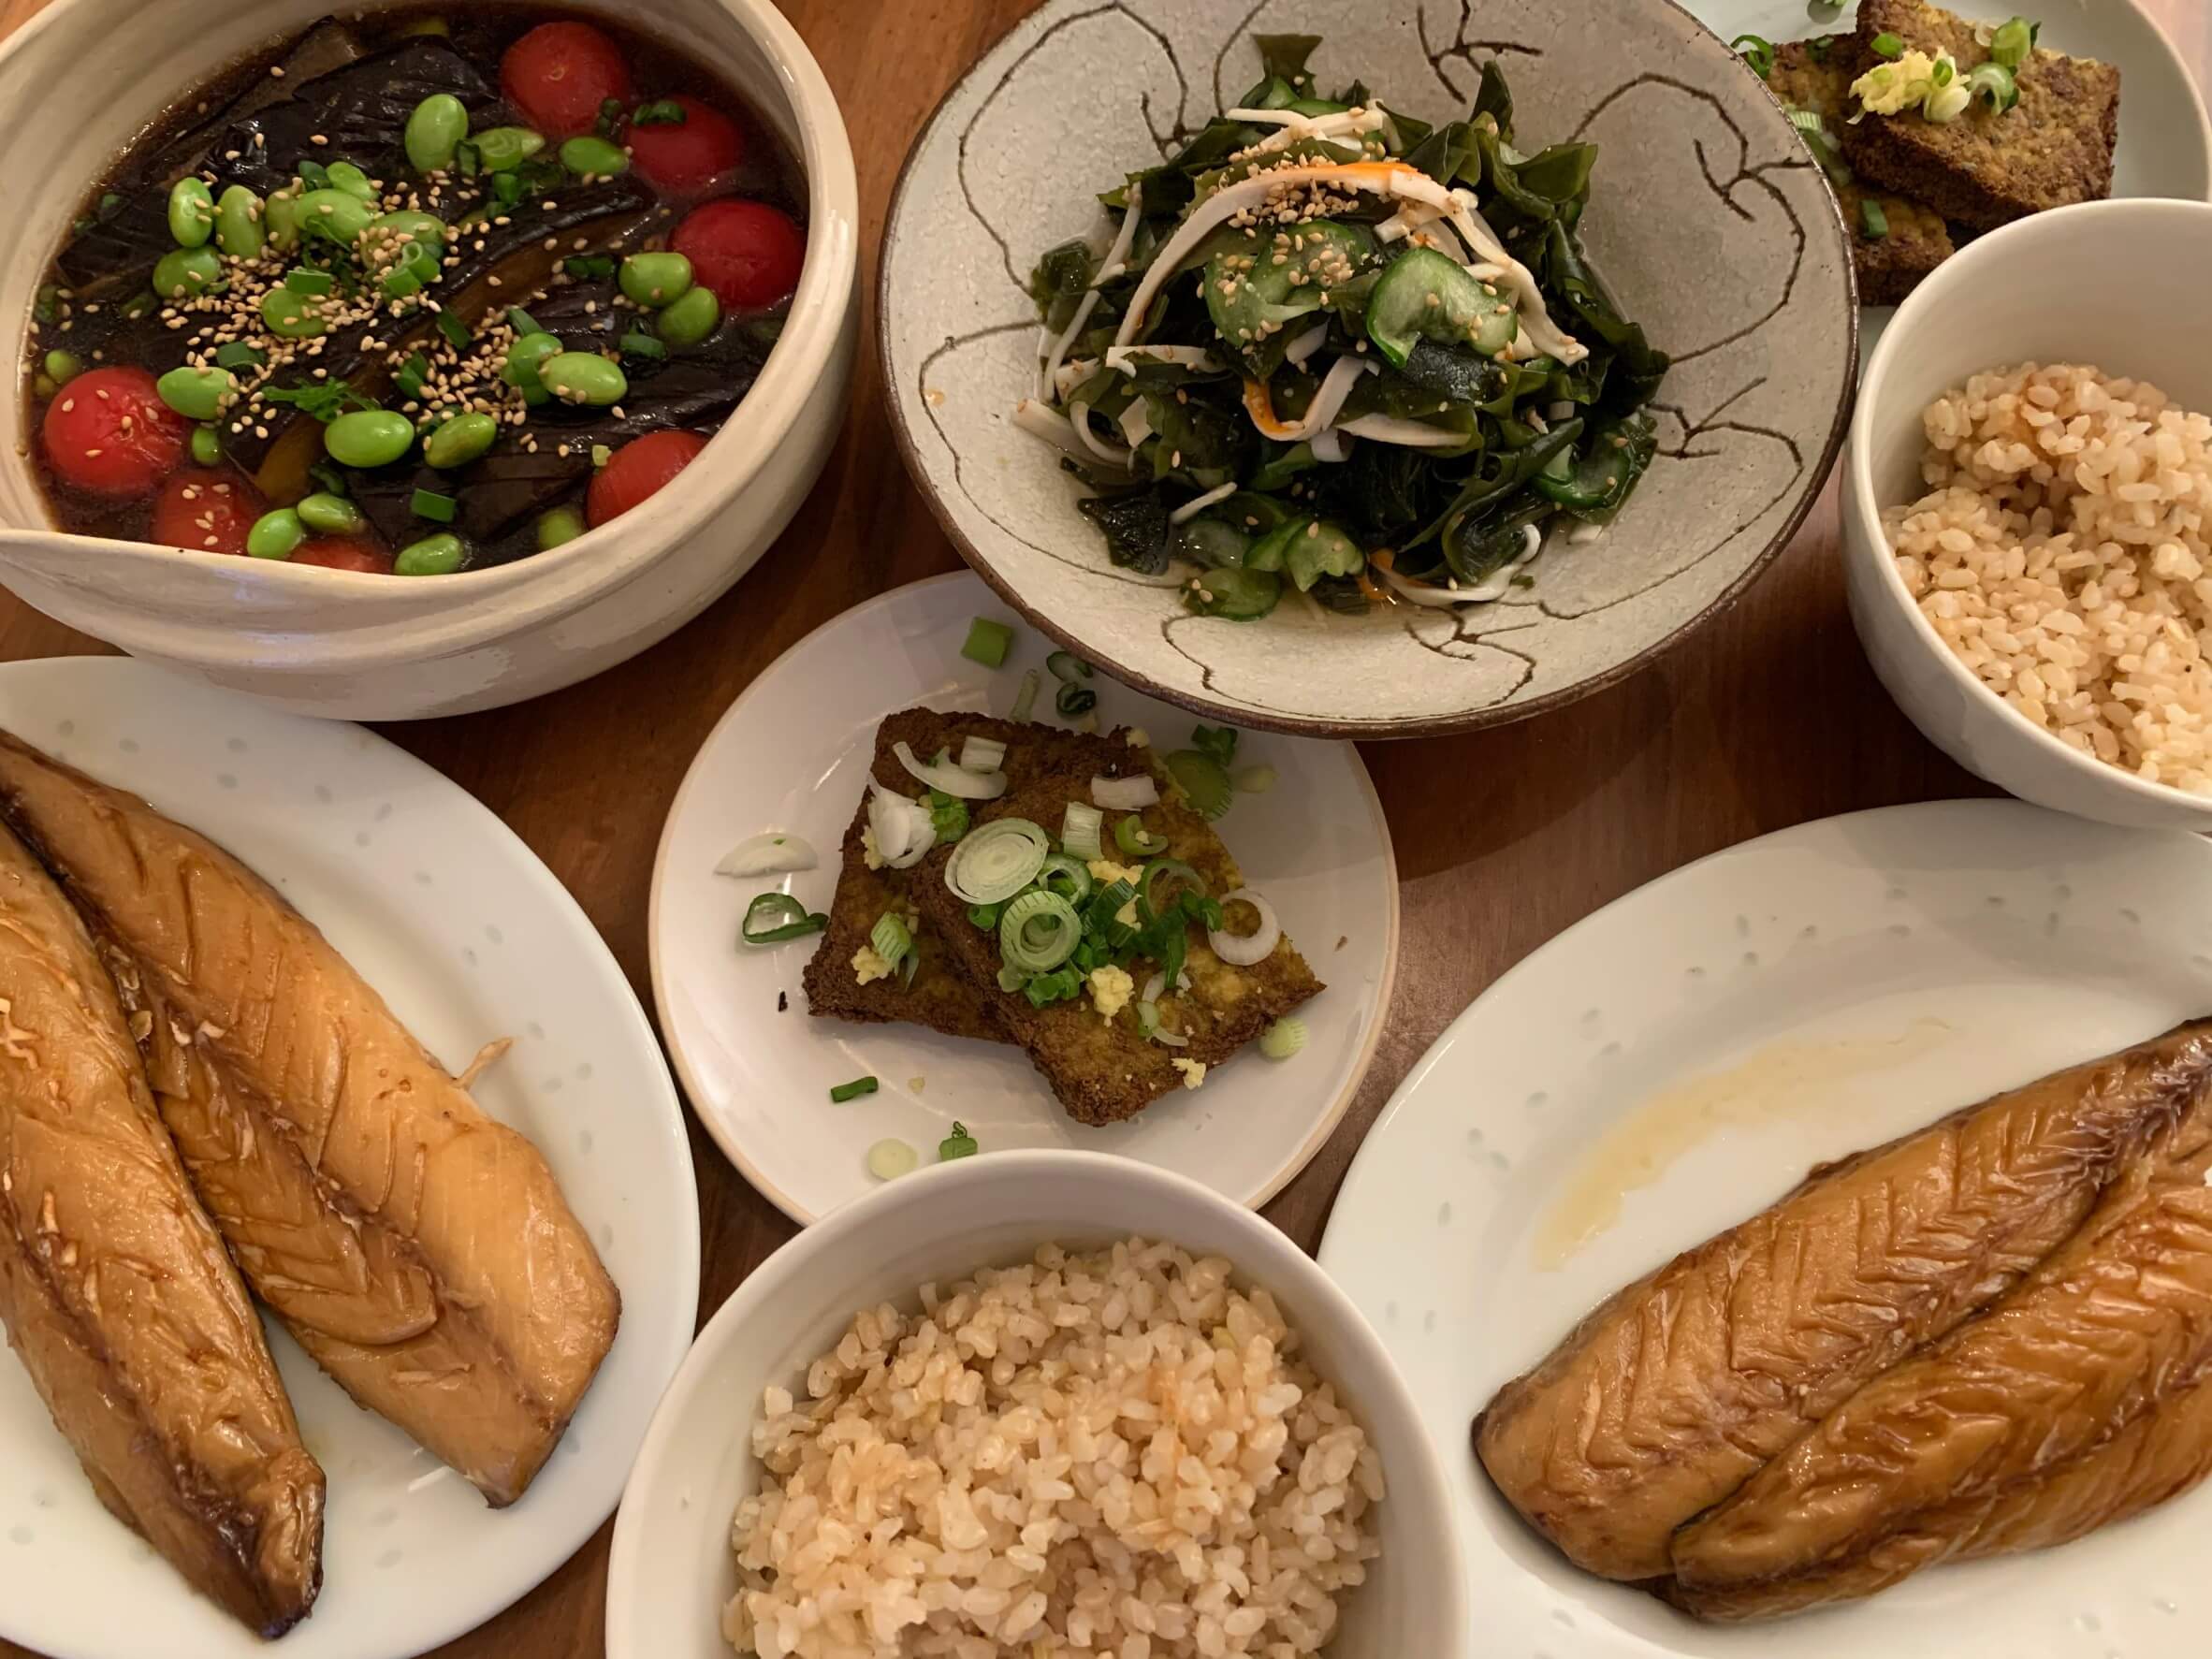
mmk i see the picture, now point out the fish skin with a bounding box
[1474,1021,2212,1580]
[0,821,322,1634]
[0,731,619,1507]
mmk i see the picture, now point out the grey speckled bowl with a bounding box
[881,0,1855,737]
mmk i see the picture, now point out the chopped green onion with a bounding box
[1989,15,2036,67]
[120,291,157,321]
[214,341,266,370]
[1190,723,1240,765]
[1022,965,1084,1007]
[284,269,335,295]
[961,616,1015,667]
[1046,650,1091,683]
[435,309,472,350]
[296,159,331,190]
[1859,198,1889,240]
[1232,763,1278,794]
[620,330,668,359]
[394,351,430,399]
[1140,858,1208,920]
[590,443,613,469]
[968,901,1004,931]
[1010,668,1042,722]
[1930,56,1955,86]
[834,1075,881,1103]
[1115,815,1168,856]
[1965,60,2019,112]
[633,99,687,126]
[565,254,617,279]
[1037,852,1094,905]
[1000,889,1083,973]
[1870,31,1905,59]
[944,818,1051,905]
[938,1122,980,1161]
[1061,800,1104,861]
[1055,681,1098,718]
[742,891,828,945]
[1729,33,1776,77]
[493,171,524,206]
[505,306,542,337]
[870,911,913,970]
[412,487,458,522]
[865,1138,915,1179]
[927,789,969,845]
[997,963,1029,992]
[1259,1016,1308,1060]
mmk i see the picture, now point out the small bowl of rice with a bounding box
[603,1150,1464,1659]
[1844,197,2212,828]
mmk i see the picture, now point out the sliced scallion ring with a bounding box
[715,831,818,877]
[1092,772,1160,810]
[1989,15,2035,67]
[1062,800,1104,861]
[1046,650,1093,683]
[1208,887,1282,968]
[866,1137,917,1179]
[959,735,1008,773]
[1137,1000,1189,1047]
[1141,857,1208,917]
[1038,852,1094,905]
[997,963,1030,993]
[1728,32,1776,77]
[742,891,827,945]
[999,889,1083,973]
[870,911,913,970]
[895,739,1008,800]
[1115,814,1169,857]
[944,818,1051,904]
[1870,31,1905,59]
[1965,60,2018,112]
[1924,80,1972,123]
[1260,1015,1309,1059]
[1010,667,1042,723]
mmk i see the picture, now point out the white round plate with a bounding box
[650,571,1397,1223]
[0,660,698,1659]
[1684,0,2212,351]
[1318,800,2212,1659]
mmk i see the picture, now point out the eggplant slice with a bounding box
[0,818,322,1634]
[0,731,620,1507]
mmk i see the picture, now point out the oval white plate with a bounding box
[1684,0,2212,350]
[0,660,699,1659]
[650,571,1397,1223]
[1319,800,2212,1659]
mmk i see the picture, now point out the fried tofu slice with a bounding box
[1765,37,1956,304]
[1841,0,2119,230]
[870,709,1321,1126]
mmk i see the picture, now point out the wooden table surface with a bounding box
[1,1,2205,1655]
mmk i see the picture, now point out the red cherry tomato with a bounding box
[672,199,807,312]
[150,467,264,555]
[42,367,187,497]
[292,536,393,574]
[588,429,708,528]
[501,21,632,138]
[624,95,744,194]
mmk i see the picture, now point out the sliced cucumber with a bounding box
[1184,567,1281,621]
[1535,417,1657,519]
[1283,518,1366,591]
[1175,517,1250,569]
[1204,221,1377,351]
[1243,517,1304,573]
[1364,248,1519,368]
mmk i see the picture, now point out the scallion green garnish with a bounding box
[505,306,542,337]
[1010,667,1041,722]
[938,1122,980,1160]
[928,789,969,844]
[1870,31,1905,59]
[590,443,613,469]
[1055,681,1098,717]
[1190,723,1240,765]
[1115,815,1168,857]
[832,1075,880,1103]
[1859,197,1890,240]
[435,309,472,350]
[1046,650,1091,683]
[394,351,430,399]
[1931,56,1955,86]
[619,330,668,359]
[214,341,266,370]
[961,616,1015,667]
[296,159,330,190]
[743,891,828,946]
[870,911,913,971]
[493,171,524,207]
[1965,60,2020,112]
[565,254,618,279]
[1729,33,1776,77]
[284,269,335,295]
[1988,15,2036,68]
[412,488,458,522]
[633,99,687,126]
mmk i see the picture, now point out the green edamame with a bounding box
[296,492,363,534]
[213,185,265,258]
[558,135,628,178]
[473,126,546,172]
[656,284,720,349]
[167,177,214,248]
[618,252,692,309]
[369,209,445,255]
[539,351,628,406]
[153,245,222,299]
[394,532,466,575]
[501,331,563,389]
[41,349,82,386]
[405,94,470,173]
[190,425,222,467]
[324,409,416,469]
[154,365,235,421]
[294,188,374,245]
[423,412,498,469]
[260,285,327,339]
[245,508,306,560]
[264,189,303,252]
[535,506,587,550]
[325,161,377,202]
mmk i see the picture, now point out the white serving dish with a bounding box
[606,1150,1466,1659]
[0,0,858,720]
[1843,196,2212,828]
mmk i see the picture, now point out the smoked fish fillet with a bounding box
[0,732,618,1506]
[0,819,322,1633]
[1474,1021,2212,1579]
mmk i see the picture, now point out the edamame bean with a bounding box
[325,161,377,202]
[245,508,306,560]
[558,135,628,178]
[264,189,302,252]
[153,245,222,298]
[294,188,374,245]
[190,424,222,467]
[370,209,445,255]
[501,331,563,388]
[214,185,265,258]
[42,349,82,386]
[473,126,546,172]
[405,94,469,173]
[154,364,235,421]
[423,412,498,469]
[394,532,465,575]
[539,351,628,406]
[656,284,720,349]
[296,491,362,534]
[618,252,692,309]
[535,506,587,550]
[167,177,214,248]
[260,285,327,339]
[324,409,415,469]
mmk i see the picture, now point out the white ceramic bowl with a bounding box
[604,1151,1467,1659]
[1843,197,2212,830]
[0,0,857,720]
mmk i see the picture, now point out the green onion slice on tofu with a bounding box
[1988,16,2037,68]
[1859,198,1890,240]
[943,818,1051,905]
[836,1076,882,1104]
[999,889,1083,973]
[1729,34,1776,77]
[1965,61,2020,113]
[1870,31,1906,59]
[742,892,827,945]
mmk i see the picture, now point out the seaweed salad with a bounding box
[1018,36,1667,619]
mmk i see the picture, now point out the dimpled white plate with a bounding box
[1319,800,2212,1659]
[0,659,698,1659]
[650,571,1396,1223]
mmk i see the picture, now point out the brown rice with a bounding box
[1886,361,2212,793]
[723,1237,1384,1658]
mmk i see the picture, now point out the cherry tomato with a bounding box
[150,467,264,555]
[42,367,188,497]
[624,95,744,194]
[588,429,708,528]
[292,535,394,574]
[672,198,806,312]
[501,21,632,138]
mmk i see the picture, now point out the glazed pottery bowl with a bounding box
[0,0,857,720]
[604,1150,1467,1659]
[880,0,1855,737]
[1843,198,2212,831]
